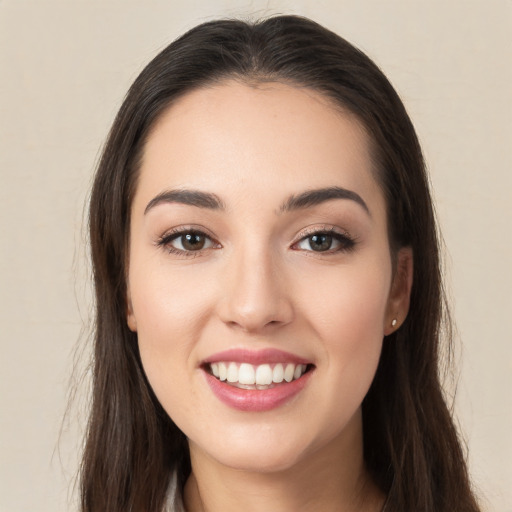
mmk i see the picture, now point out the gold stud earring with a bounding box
[391,318,397,327]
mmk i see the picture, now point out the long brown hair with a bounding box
[83,15,481,511]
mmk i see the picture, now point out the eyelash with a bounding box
[156,226,357,258]
[156,227,219,258]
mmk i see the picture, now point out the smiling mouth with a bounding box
[204,362,313,390]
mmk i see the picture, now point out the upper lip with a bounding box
[202,348,312,366]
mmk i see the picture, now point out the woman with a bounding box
[82,15,481,512]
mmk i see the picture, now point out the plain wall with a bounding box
[0,1,510,511]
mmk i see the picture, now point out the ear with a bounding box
[384,247,413,335]
[126,283,137,332]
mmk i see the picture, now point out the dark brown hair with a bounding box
[83,15,481,512]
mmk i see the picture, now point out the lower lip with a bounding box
[203,369,313,412]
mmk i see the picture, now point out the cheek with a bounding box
[128,262,211,401]
[130,257,211,344]
[297,259,390,342]
[294,259,390,400]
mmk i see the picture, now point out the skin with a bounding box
[126,81,413,512]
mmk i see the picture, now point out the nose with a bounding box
[216,243,294,334]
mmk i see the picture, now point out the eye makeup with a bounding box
[156,226,221,258]
[156,224,358,258]
[291,225,357,254]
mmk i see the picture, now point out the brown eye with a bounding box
[159,229,216,255]
[308,234,333,252]
[295,230,356,253]
[180,232,207,251]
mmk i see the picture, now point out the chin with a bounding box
[189,423,317,474]
[212,445,305,474]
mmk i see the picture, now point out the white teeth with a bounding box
[209,361,308,386]
[255,364,273,386]
[238,363,255,385]
[218,362,227,381]
[284,363,295,383]
[272,363,284,383]
[227,362,238,383]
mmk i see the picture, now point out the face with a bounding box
[127,81,411,473]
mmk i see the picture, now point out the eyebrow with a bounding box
[144,189,226,214]
[144,186,370,216]
[279,186,370,215]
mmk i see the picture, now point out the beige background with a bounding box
[0,1,510,511]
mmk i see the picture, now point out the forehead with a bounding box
[135,80,384,217]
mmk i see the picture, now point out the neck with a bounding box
[183,412,385,512]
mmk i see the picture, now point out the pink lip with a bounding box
[201,348,314,412]
[202,371,314,413]
[203,348,311,366]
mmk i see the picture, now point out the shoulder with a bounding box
[164,470,186,512]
